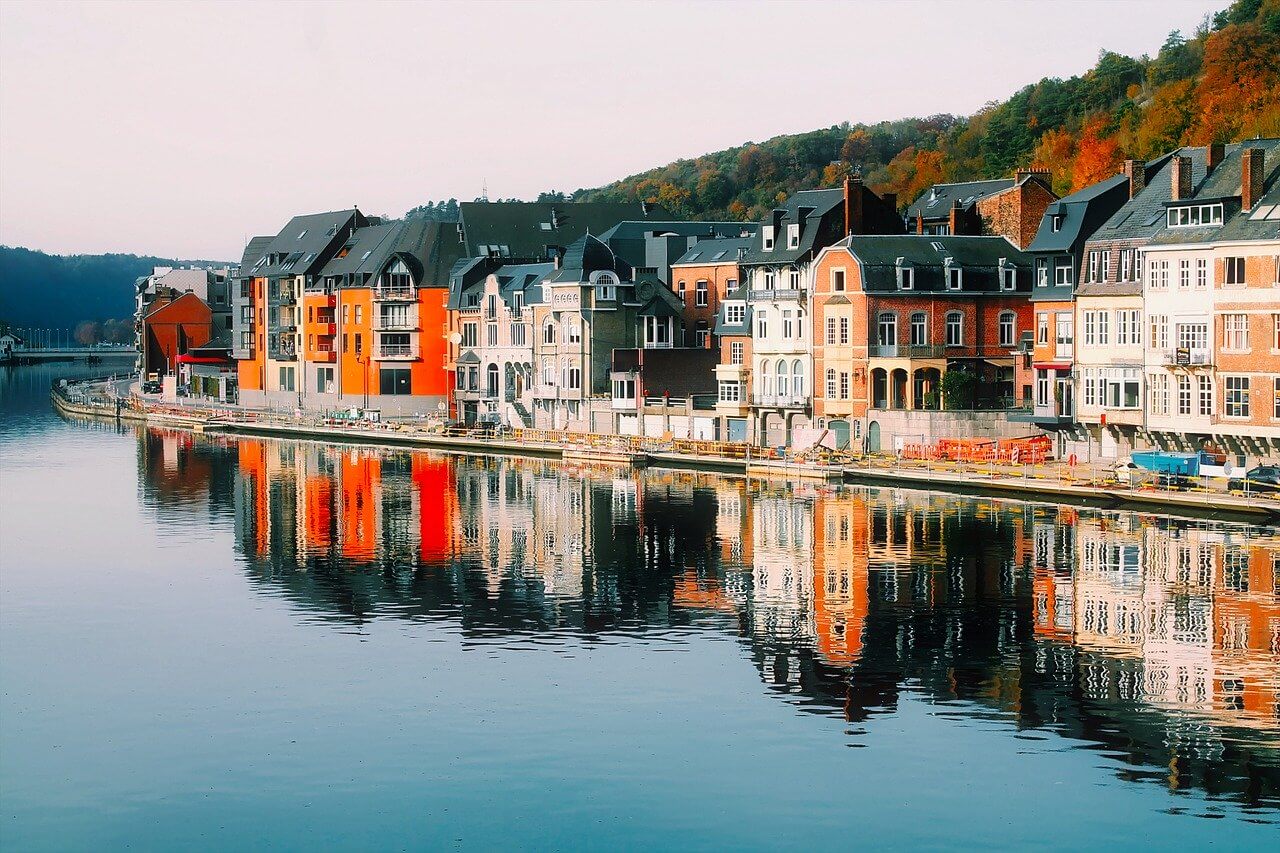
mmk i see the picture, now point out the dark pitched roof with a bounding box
[317,222,401,278]
[1026,175,1130,254]
[840,234,1031,293]
[738,188,844,266]
[495,262,555,307]
[906,179,1014,221]
[1146,140,1280,246]
[393,219,465,289]
[672,236,754,266]
[458,201,670,258]
[548,233,630,282]
[238,236,274,275]
[714,297,752,335]
[597,220,756,242]
[249,209,365,278]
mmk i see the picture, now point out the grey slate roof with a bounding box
[249,209,365,278]
[672,236,754,266]
[841,234,1031,293]
[458,201,669,259]
[237,236,273,277]
[597,220,756,242]
[495,262,555,308]
[739,188,844,266]
[714,299,752,336]
[906,179,1014,221]
[548,233,630,282]
[1026,175,1129,254]
[1145,140,1280,246]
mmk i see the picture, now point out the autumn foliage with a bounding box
[571,0,1279,218]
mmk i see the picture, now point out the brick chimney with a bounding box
[843,174,865,236]
[1171,155,1192,201]
[948,199,962,235]
[1242,147,1264,210]
[915,213,924,235]
[1122,160,1146,199]
[1014,168,1049,186]
[1206,143,1225,174]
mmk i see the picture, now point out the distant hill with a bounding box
[0,246,230,330]
[562,0,1278,220]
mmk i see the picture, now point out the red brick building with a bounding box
[140,290,213,378]
[905,171,1057,249]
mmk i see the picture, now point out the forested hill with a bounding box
[570,0,1279,220]
[0,246,228,330]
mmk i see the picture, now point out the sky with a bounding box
[0,0,1224,260]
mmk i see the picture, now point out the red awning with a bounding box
[1033,362,1072,371]
[175,354,230,364]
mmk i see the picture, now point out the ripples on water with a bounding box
[1,361,1278,849]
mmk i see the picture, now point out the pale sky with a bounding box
[0,0,1222,260]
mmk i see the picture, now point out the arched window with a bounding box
[910,312,927,347]
[543,320,556,344]
[945,311,964,347]
[761,360,772,397]
[776,358,789,397]
[595,272,616,287]
[999,311,1016,347]
[878,312,897,347]
[826,368,837,399]
[791,359,804,397]
[486,363,499,397]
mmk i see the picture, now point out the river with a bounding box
[2,359,1277,850]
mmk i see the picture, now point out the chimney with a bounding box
[881,192,897,212]
[1122,159,1146,199]
[771,208,785,232]
[948,199,962,236]
[845,173,865,236]
[915,213,924,235]
[1242,147,1264,210]
[1206,143,1225,174]
[1171,155,1192,201]
[1014,168,1049,186]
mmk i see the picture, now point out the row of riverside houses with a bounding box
[212,141,1278,463]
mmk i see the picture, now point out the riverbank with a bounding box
[50,379,1280,521]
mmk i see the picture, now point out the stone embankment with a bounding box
[51,378,1279,521]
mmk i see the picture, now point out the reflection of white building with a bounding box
[750,493,815,645]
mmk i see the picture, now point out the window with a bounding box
[945,311,963,347]
[776,359,789,397]
[380,368,411,396]
[1035,258,1049,287]
[1198,375,1213,416]
[1054,257,1073,286]
[643,316,671,347]
[1177,322,1208,350]
[1224,376,1250,417]
[826,317,837,345]
[565,365,582,391]
[877,312,897,347]
[1150,373,1168,415]
[1273,314,1280,350]
[910,312,927,346]
[511,323,526,346]
[1117,309,1140,346]
[278,366,295,392]
[792,359,804,397]
[762,226,775,251]
[677,280,686,297]
[1149,259,1170,289]
[486,324,498,346]
[1224,256,1246,286]
[787,223,800,249]
[354,333,363,356]
[240,330,254,351]
[696,329,709,348]
[342,305,350,324]
[240,305,255,325]
[542,359,554,386]
[1196,258,1207,288]
[839,317,849,344]
[354,306,363,325]
[725,303,745,325]
[999,311,1016,347]
[566,318,581,344]
[730,341,744,365]
[1179,259,1191,289]
[788,268,801,289]
[695,280,709,307]
[1087,250,1102,282]
[455,367,466,390]
[1119,249,1138,282]
[782,310,794,339]
[1150,314,1168,350]
[1037,376,1050,407]
[1223,313,1249,350]
[756,313,768,338]
[1055,314,1073,357]
[1037,312,1049,345]
[825,369,836,399]
[1274,377,1280,419]
[1166,203,1224,228]
[1000,261,1016,291]
[614,378,636,400]
[946,263,962,290]
[543,321,556,344]
[763,269,776,290]
[897,264,914,290]
[718,381,741,403]
[1177,374,1192,416]
[832,268,846,291]
[839,372,850,399]
[1098,369,1141,409]
[462,323,477,348]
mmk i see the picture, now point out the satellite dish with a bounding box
[437,402,446,412]
[448,331,462,344]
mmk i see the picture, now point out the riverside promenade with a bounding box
[51,376,1280,521]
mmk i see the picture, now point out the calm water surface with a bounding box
[2,360,1278,850]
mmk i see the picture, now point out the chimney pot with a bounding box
[1171,155,1192,201]
[1206,143,1225,174]
[1242,147,1264,210]
[1123,159,1146,199]
[948,199,963,236]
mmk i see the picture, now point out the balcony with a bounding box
[1162,347,1211,367]
[309,348,336,363]
[373,285,415,302]
[378,344,418,360]
[612,396,637,410]
[749,288,804,302]
[316,322,337,336]
[374,316,417,331]
[868,344,946,358]
[751,394,808,409]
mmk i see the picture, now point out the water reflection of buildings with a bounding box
[137,426,1280,807]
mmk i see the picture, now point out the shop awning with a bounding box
[175,354,231,365]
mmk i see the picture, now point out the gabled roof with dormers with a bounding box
[840,234,1031,294]
[247,209,366,279]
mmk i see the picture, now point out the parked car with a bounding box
[1227,465,1280,494]
[141,381,162,394]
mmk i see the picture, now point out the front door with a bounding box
[867,420,881,453]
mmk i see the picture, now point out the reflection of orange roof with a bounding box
[672,572,737,613]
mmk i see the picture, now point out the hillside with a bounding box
[569,0,1279,220]
[0,246,229,330]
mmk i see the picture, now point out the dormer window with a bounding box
[895,258,914,290]
[945,259,962,290]
[762,226,775,251]
[999,259,1016,291]
[1167,203,1223,228]
[594,271,617,301]
[725,303,745,325]
[1050,214,1062,233]
[298,229,307,240]
[787,223,800,249]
